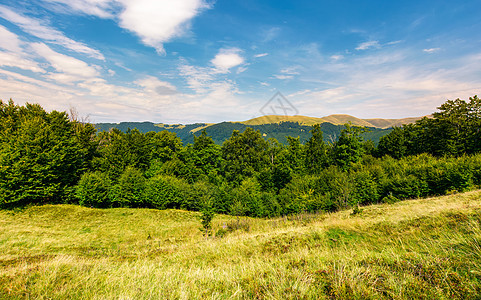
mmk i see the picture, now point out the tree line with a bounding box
[1,96,480,217]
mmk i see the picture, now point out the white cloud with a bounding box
[42,0,117,18]
[31,43,100,83]
[117,0,210,54]
[236,66,248,74]
[262,27,281,42]
[356,40,380,50]
[280,66,300,75]
[33,0,211,55]
[291,48,481,119]
[179,63,215,94]
[0,25,45,73]
[0,51,45,73]
[387,40,402,46]
[211,48,245,73]
[330,55,344,61]
[423,48,440,53]
[273,74,293,80]
[0,25,22,53]
[135,76,178,95]
[0,5,104,60]
[254,53,268,58]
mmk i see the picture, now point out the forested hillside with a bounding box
[1,96,481,218]
[95,119,393,144]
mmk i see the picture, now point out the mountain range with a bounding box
[95,114,424,145]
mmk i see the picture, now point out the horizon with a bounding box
[0,1,480,123]
[93,113,426,126]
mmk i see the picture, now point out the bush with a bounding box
[144,175,187,209]
[383,174,428,200]
[75,171,112,208]
[111,167,146,207]
[351,169,380,205]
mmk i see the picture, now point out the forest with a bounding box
[1,96,481,218]
[94,119,392,145]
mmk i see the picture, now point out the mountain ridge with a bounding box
[239,114,425,129]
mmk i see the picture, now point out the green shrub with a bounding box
[351,169,380,205]
[75,171,112,208]
[144,175,187,209]
[111,167,146,207]
[383,174,428,200]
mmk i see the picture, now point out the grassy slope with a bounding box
[1,192,480,299]
[241,114,424,128]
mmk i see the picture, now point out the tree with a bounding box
[285,136,305,173]
[304,124,328,174]
[187,130,222,178]
[94,128,151,179]
[332,123,365,170]
[0,101,88,207]
[221,128,269,182]
[377,127,407,159]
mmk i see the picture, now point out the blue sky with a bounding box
[0,0,480,123]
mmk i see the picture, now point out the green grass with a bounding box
[1,191,481,299]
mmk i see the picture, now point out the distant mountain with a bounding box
[241,114,424,129]
[95,114,423,145]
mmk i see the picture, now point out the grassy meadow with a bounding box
[1,191,481,299]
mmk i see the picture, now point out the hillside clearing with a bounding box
[1,191,481,299]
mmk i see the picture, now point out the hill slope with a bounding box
[1,191,480,298]
[242,114,424,128]
[95,113,420,145]
[96,120,392,144]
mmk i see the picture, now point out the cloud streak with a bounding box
[356,40,380,50]
[0,5,105,60]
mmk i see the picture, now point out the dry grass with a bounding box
[1,191,480,299]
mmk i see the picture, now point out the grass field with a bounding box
[1,191,481,299]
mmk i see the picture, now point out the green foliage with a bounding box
[0,100,89,208]
[222,128,269,182]
[378,95,481,158]
[75,171,112,208]
[4,96,481,219]
[111,167,146,207]
[332,123,365,170]
[304,124,328,173]
[144,175,187,209]
[198,191,215,236]
[94,128,151,179]
[199,205,215,236]
[377,127,406,158]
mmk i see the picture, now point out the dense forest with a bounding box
[1,96,480,217]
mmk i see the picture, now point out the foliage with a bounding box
[144,175,187,209]
[378,95,481,158]
[3,97,481,218]
[304,124,328,173]
[111,166,146,207]
[199,199,215,236]
[332,123,366,170]
[75,171,112,208]
[221,128,269,182]
[0,100,90,208]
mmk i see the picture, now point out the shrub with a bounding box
[111,167,146,207]
[351,169,380,205]
[75,171,112,208]
[144,175,187,209]
[383,174,428,200]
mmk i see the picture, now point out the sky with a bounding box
[0,0,480,123]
